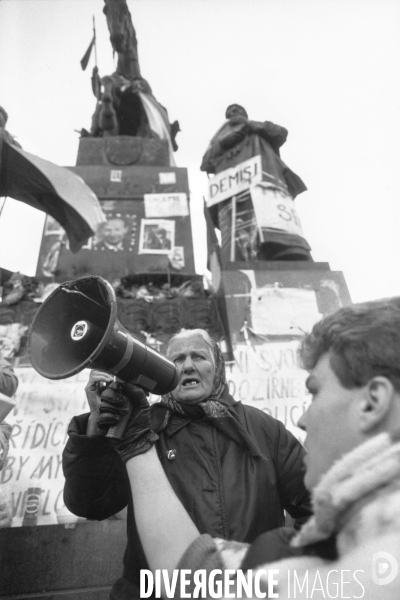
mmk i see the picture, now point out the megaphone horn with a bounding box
[28,276,178,396]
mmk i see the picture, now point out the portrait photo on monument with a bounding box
[139,218,175,254]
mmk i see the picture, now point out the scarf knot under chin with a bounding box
[159,389,265,458]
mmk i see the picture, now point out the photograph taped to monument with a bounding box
[139,219,175,254]
[168,246,185,270]
[36,200,139,281]
[36,198,195,279]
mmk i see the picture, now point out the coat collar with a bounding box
[292,432,400,549]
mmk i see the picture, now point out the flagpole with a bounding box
[93,16,98,68]
[92,16,101,102]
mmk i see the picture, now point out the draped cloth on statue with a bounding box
[201,115,311,262]
[138,92,176,166]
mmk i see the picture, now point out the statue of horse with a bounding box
[88,0,180,164]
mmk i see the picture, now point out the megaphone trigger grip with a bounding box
[105,401,133,439]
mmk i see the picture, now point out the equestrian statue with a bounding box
[88,0,180,164]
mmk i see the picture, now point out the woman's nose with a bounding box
[182,356,195,372]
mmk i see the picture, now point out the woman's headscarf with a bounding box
[158,332,265,457]
[161,333,226,412]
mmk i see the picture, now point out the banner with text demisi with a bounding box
[227,341,310,442]
[1,368,90,528]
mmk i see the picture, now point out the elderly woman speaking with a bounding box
[63,329,311,600]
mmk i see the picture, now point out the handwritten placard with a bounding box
[207,155,262,207]
[250,183,305,238]
[1,368,89,527]
[0,342,310,527]
[144,193,189,218]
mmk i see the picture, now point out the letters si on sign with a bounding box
[250,183,305,238]
[206,155,262,207]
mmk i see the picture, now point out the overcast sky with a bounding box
[0,0,399,303]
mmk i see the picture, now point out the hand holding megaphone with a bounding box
[108,383,158,461]
[29,275,179,393]
[86,373,159,457]
[29,276,179,440]
[84,370,147,441]
[85,370,115,435]
[85,370,130,435]
[98,381,130,432]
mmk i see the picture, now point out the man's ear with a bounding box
[359,376,395,432]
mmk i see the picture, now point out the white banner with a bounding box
[0,345,310,527]
[1,368,90,527]
[227,341,309,442]
[250,183,305,238]
[207,156,262,207]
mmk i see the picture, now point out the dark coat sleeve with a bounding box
[0,357,18,397]
[273,419,312,526]
[251,120,288,153]
[62,413,130,520]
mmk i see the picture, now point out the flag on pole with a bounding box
[80,35,95,70]
[0,137,105,252]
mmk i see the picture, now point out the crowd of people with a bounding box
[2,96,400,598]
[62,297,400,599]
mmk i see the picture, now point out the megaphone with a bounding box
[29,276,178,396]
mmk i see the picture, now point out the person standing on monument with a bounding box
[201,104,312,261]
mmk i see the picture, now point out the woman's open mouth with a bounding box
[182,378,200,388]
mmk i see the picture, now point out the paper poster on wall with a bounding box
[250,183,305,238]
[139,219,175,254]
[159,172,177,184]
[0,338,309,528]
[250,286,321,336]
[37,204,138,281]
[227,341,310,442]
[168,246,185,270]
[144,193,188,218]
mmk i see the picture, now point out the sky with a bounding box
[0,0,399,303]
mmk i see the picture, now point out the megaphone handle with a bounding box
[105,401,133,439]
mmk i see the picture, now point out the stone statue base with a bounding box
[216,261,351,339]
[76,136,170,167]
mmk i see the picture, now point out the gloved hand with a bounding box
[105,382,159,462]
[85,370,115,436]
[98,381,130,432]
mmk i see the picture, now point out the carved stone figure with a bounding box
[88,0,179,164]
[201,104,312,262]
